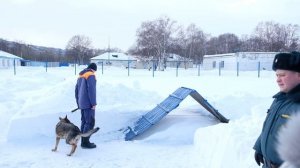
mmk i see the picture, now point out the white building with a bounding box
[0,50,23,68]
[202,52,278,71]
[90,52,137,68]
[165,53,193,68]
[135,53,194,69]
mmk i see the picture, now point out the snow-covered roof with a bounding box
[166,53,192,61]
[204,53,235,58]
[91,52,136,61]
[0,50,22,59]
[204,52,278,58]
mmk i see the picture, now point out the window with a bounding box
[219,61,224,68]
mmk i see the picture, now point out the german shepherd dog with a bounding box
[52,115,100,156]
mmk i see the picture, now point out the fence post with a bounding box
[45,62,48,72]
[74,61,77,75]
[128,60,130,76]
[219,62,221,76]
[198,64,200,76]
[237,62,239,77]
[14,59,16,75]
[258,61,261,78]
[152,60,155,77]
[101,62,103,75]
[176,61,179,77]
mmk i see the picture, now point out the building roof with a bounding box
[166,53,192,61]
[204,53,235,58]
[204,52,278,58]
[91,52,136,61]
[0,50,23,59]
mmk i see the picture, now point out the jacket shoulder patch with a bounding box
[79,71,95,79]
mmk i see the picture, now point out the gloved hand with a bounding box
[254,151,264,166]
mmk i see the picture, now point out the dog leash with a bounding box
[71,108,79,113]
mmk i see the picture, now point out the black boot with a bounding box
[81,137,87,147]
[87,136,96,146]
[81,137,96,149]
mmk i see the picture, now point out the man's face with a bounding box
[276,70,300,93]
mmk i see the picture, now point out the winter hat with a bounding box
[87,63,97,71]
[272,51,300,72]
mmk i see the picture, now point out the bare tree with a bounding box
[239,35,265,52]
[280,23,299,51]
[171,24,208,64]
[66,35,92,64]
[216,33,240,53]
[185,24,208,63]
[205,33,239,55]
[134,16,177,70]
[173,26,188,59]
[131,18,300,63]
[252,21,299,51]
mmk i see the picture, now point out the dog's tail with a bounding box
[80,127,100,137]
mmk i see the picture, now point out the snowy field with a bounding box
[0,66,277,168]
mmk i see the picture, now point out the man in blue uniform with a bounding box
[253,51,300,168]
[75,63,97,148]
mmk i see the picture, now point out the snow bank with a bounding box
[0,66,278,168]
[194,96,269,167]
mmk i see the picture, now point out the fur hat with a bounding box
[277,113,300,168]
[87,63,97,71]
[272,51,300,72]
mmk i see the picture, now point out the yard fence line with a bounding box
[7,60,273,78]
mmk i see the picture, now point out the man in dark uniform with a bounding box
[253,51,300,168]
[75,63,97,148]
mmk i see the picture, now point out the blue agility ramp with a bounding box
[124,87,229,141]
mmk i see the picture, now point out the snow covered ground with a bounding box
[0,66,277,168]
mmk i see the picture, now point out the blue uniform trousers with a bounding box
[81,108,95,133]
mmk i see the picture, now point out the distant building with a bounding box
[90,52,137,68]
[0,50,23,68]
[135,53,193,69]
[202,52,278,71]
[165,53,193,68]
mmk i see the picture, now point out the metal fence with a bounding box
[5,60,275,78]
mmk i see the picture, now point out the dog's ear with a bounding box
[64,115,71,123]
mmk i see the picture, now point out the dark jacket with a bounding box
[254,84,300,166]
[75,68,97,109]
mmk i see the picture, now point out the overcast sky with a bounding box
[1,0,299,51]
